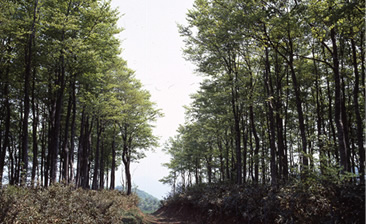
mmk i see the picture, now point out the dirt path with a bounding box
[146,214,187,224]
[145,207,196,224]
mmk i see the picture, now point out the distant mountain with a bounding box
[116,186,160,213]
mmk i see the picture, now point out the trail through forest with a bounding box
[148,215,186,224]
[147,206,197,224]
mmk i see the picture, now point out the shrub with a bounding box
[161,181,365,224]
[0,184,148,224]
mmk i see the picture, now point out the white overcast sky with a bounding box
[110,0,201,199]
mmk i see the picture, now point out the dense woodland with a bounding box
[162,0,365,191]
[0,0,161,195]
[159,1,365,222]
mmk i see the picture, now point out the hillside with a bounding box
[116,186,160,213]
[0,184,148,224]
[156,182,365,224]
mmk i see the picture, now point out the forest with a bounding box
[0,0,161,195]
[0,0,365,223]
[162,0,365,191]
[159,0,365,223]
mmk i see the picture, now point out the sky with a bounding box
[110,0,201,199]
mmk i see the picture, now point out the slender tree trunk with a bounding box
[80,115,88,188]
[313,49,325,174]
[330,28,349,172]
[288,38,308,174]
[326,74,338,163]
[351,38,365,183]
[195,158,199,184]
[242,118,248,183]
[99,133,105,189]
[92,118,101,190]
[69,75,76,183]
[224,135,230,181]
[17,106,23,185]
[274,52,287,182]
[217,136,225,181]
[31,68,38,187]
[206,144,213,183]
[0,61,11,187]
[76,107,85,187]
[261,128,266,185]
[41,115,46,186]
[81,116,92,189]
[22,0,39,186]
[122,145,132,195]
[360,31,365,99]
[284,68,290,179]
[50,52,65,184]
[249,106,259,183]
[62,90,72,183]
[231,78,242,185]
[9,137,15,185]
[264,47,277,187]
[230,128,236,182]
[110,129,116,190]
[249,125,253,181]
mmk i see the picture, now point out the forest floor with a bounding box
[146,206,199,224]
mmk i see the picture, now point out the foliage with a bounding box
[116,186,161,214]
[162,182,365,224]
[0,0,160,193]
[135,189,160,214]
[0,184,148,224]
[162,0,365,194]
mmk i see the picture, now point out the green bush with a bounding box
[162,181,365,223]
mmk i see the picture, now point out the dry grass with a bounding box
[0,183,148,224]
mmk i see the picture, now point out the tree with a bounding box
[162,0,365,192]
[0,0,161,192]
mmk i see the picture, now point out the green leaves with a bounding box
[0,0,161,189]
[163,0,365,195]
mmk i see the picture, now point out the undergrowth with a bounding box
[162,181,365,223]
[0,183,148,224]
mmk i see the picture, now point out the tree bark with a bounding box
[76,107,85,187]
[351,37,364,184]
[92,118,101,190]
[99,133,105,189]
[217,136,225,181]
[0,58,11,187]
[31,67,38,187]
[231,74,242,185]
[69,75,76,183]
[330,28,349,172]
[61,89,72,183]
[274,52,287,182]
[122,144,132,195]
[288,38,308,174]
[249,106,259,183]
[110,128,116,190]
[313,48,325,174]
[22,0,39,186]
[264,47,277,187]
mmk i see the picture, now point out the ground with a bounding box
[146,206,199,224]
